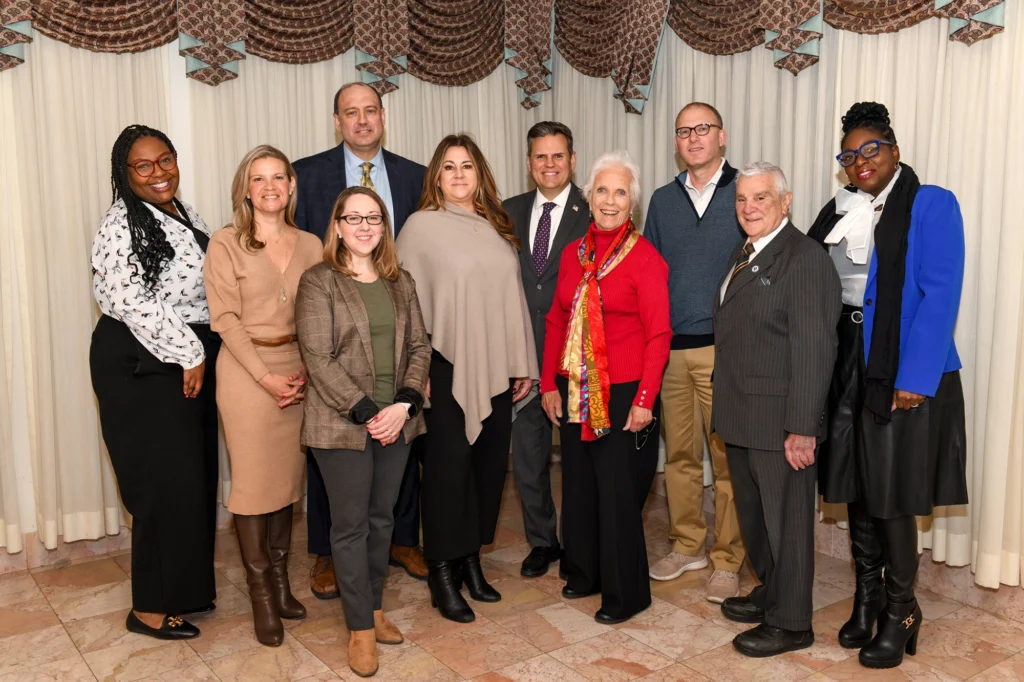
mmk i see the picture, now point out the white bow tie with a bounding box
[824,189,880,265]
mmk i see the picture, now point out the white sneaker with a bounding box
[706,569,740,603]
[648,552,709,581]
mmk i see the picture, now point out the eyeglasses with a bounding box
[836,140,893,168]
[675,123,720,139]
[336,214,384,226]
[635,416,659,450]
[127,153,177,177]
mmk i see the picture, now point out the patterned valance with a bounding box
[0,0,1007,112]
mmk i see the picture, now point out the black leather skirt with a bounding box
[817,306,969,518]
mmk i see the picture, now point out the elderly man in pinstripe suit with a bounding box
[711,162,842,658]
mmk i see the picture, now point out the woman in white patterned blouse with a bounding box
[89,125,220,641]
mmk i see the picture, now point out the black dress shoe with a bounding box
[125,611,200,640]
[176,603,216,616]
[733,623,814,657]
[595,609,637,625]
[561,585,599,600]
[520,542,562,578]
[721,596,766,623]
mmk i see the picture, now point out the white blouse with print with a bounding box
[91,199,211,369]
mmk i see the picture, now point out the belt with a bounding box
[251,334,298,347]
[841,305,864,324]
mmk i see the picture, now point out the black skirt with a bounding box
[817,306,969,519]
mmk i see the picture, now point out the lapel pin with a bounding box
[572,205,579,212]
[751,265,759,274]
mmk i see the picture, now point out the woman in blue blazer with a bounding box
[809,102,968,670]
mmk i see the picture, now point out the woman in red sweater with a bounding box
[541,150,671,624]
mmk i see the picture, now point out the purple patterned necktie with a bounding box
[532,202,556,275]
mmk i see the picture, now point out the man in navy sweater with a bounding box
[644,102,746,604]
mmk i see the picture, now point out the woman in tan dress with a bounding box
[204,145,322,646]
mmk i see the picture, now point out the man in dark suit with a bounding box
[711,162,841,657]
[502,121,590,578]
[293,82,428,596]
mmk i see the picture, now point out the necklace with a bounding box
[280,287,287,302]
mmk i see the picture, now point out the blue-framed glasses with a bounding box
[837,140,893,168]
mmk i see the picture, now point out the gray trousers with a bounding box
[725,444,816,631]
[510,396,558,549]
[311,436,410,631]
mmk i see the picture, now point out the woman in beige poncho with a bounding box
[396,134,538,624]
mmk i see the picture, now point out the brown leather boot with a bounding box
[348,629,379,677]
[234,514,283,647]
[310,555,340,600]
[268,504,306,620]
[388,545,428,580]
[373,609,403,645]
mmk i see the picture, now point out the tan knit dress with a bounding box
[204,227,323,515]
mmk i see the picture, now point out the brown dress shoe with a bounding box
[389,545,428,580]
[348,629,379,677]
[309,555,340,600]
[373,609,403,645]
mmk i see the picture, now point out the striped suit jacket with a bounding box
[711,223,842,451]
[295,262,431,450]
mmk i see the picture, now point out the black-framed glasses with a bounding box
[836,140,893,168]
[127,153,177,177]
[675,123,720,139]
[336,214,384,226]
[635,416,659,450]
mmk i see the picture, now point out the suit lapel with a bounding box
[334,273,374,367]
[382,276,406,386]
[325,145,349,218]
[543,184,587,277]
[720,224,795,308]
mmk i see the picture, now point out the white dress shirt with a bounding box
[825,167,902,306]
[681,158,726,218]
[91,199,211,369]
[720,218,789,304]
[529,184,572,260]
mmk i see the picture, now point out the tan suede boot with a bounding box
[348,629,379,677]
[373,609,404,645]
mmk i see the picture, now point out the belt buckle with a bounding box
[851,310,864,324]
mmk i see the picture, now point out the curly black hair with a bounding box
[110,124,177,292]
[841,102,897,146]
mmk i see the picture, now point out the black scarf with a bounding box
[807,163,920,424]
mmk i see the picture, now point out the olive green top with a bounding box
[353,277,396,409]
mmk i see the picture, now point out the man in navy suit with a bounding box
[294,82,428,597]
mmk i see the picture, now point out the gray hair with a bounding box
[582,150,642,212]
[737,161,790,196]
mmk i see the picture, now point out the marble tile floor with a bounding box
[2,468,1023,681]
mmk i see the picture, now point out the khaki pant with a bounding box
[661,346,745,572]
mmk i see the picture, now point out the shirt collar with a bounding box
[533,184,572,211]
[343,144,385,174]
[750,217,789,255]
[855,165,902,205]
[681,158,726,193]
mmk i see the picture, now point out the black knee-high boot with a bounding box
[839,502,887,648]
[860,515,922,669]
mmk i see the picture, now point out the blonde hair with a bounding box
[323,187,399,281]
[418,133,519,250]
[228,145,299,250]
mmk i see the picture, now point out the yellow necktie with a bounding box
[360,162,375,191]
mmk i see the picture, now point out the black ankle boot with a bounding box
[859,515,921,669]
[859,599,921,668]
[427,560,475,623]
[462,553,501,603]
[839,502,886,648]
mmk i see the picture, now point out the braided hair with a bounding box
[110,125,177,292]
[840,102,897,146]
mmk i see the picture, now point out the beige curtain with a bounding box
[1,9,1022,592]
[0,35,171,549]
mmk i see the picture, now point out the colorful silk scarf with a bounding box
[560,221,640,440]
